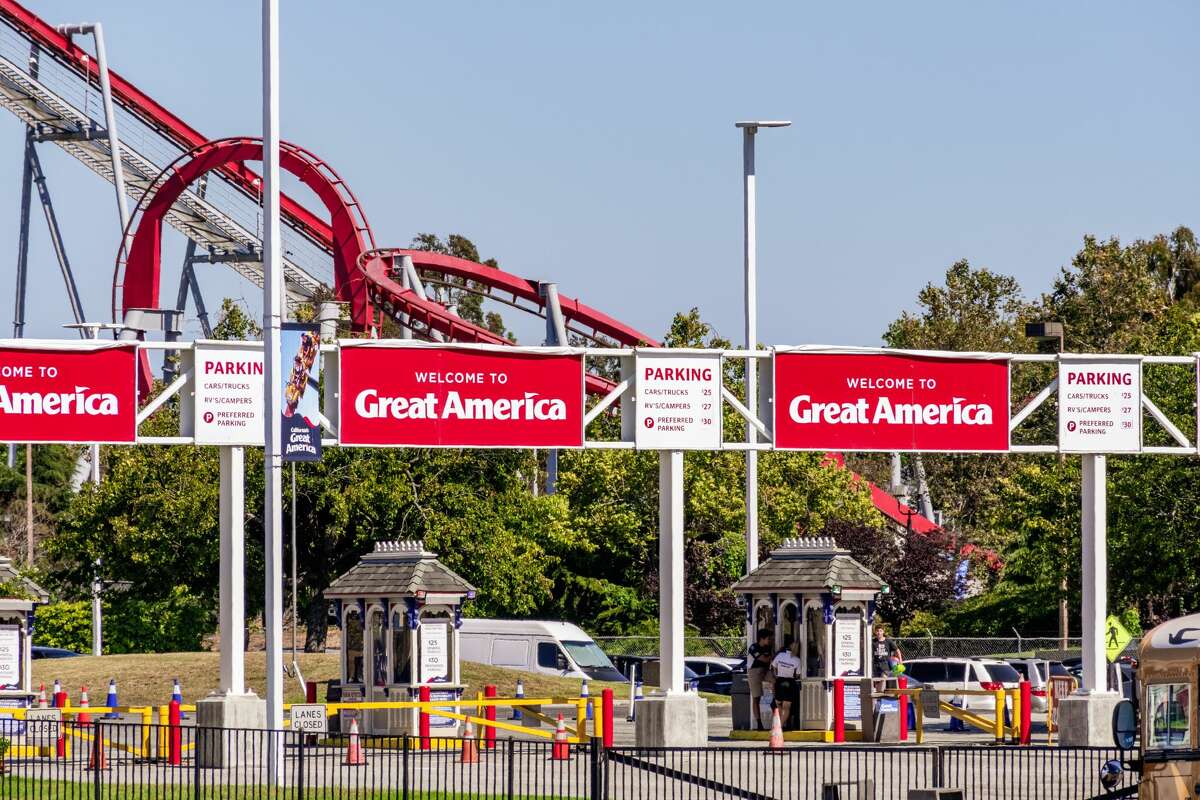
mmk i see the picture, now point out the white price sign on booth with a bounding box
[633,351,723,450]
[1058,358,1142,453]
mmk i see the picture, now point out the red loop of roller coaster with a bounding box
[116,136,373,332]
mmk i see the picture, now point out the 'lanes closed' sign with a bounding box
[772,351,1010,452]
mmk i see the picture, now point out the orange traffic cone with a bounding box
[551,713,570,761]
[767,708,785,750]
[86,733,108,771]
[342,717,366,766]
[460,719,479,763]
[37,683,47,708]
[77,686,92,726]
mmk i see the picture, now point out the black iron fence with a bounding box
[0,721,1128,799]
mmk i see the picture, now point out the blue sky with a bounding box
[4,0,1199,346]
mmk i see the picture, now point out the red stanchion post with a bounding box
[168,700,182,766]
[898,676,909,742]
[419,685,431,751]
[484,684,497,750]
[53,687,67,758]
[1019,680,1032,745]
[601,689,614,748]
[833,679,845,743]
[306,681,317,704]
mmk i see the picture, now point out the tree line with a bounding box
[8,228,1199,652]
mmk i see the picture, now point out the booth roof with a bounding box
[324,541,476,599]
[731,537,884,594]
[0,556,48,603]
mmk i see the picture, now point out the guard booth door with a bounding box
[800,604,830,730]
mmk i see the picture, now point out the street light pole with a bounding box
[736,121,789,576]
[261,0,284,781]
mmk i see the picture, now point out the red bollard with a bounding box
[833,679,846,743]
[168,700,182,766]
[53,688,67,758]
[306,681,317,704]
[419,685,431,751]
[601,689,614,749]
[484,684,497,750]
[1019,680,1032,745]
[898,677,909,742]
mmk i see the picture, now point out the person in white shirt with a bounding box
[771,639,802,730]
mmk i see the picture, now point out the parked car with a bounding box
[1006,658,1051,711]
[686,656,742,673]
[902,657,1022,710]
[686,658,737,695]
[458,619,626,682]
[609,655,699,688]
[31,646,79,659]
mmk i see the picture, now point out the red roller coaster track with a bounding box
[0,0,939,536]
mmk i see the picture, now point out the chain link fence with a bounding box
[594,636,745,658]
[596,635,1142,660]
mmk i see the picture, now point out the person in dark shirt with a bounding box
[747,629,773,730]
[872,627,902,684]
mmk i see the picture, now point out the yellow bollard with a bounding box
[1010,689,1021,743]
[913,690,924,745]
[592,698,602,742]
[157,704,169,759]
[992,689,1005,741]
[575,698,586,741]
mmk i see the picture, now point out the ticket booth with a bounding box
[325,541,475,736]
[732,537,886,732]
[0,556,49,704]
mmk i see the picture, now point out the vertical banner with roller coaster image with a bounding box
[281,323,322,462]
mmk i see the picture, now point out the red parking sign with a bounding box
[338,344,585,448]
[772,350,1010,452]
[0,343,138,443]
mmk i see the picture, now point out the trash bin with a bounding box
[730,673,752,730]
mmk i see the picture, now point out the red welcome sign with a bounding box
[338,344,585,447]
[772,351,1010,452]
[0,343,138,443]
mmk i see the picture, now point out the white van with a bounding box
[458,619,625,682]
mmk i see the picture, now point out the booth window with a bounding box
[391,609,411,684]
[344,607,364,684]
[1148,683,1191,749]
[369,608,386,687]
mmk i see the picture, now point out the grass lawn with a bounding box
[31,653,632,707]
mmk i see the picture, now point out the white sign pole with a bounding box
[219,446,246,695]
[261,0,284,780]
[1081,453,1108,693]
[659,450,685,694]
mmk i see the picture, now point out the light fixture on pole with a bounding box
[1025,320,1068,652]
[735,120,790,577]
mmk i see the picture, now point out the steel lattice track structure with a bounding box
[0,0,937,533]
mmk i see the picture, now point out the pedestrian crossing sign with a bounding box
[1106,615,1133,662]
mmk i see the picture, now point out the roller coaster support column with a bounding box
[56,23,131,248]
[736,120,790,579]
[262,0,285,782]
[540,283,568,495]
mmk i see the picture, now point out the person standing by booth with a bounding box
[747,629,773,730]
[872,626,902,687]
[771,638,802,730]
